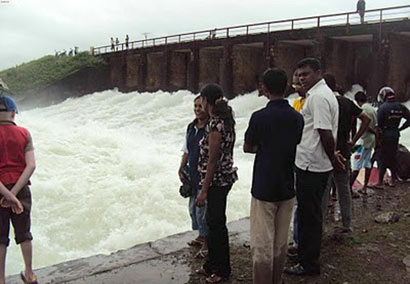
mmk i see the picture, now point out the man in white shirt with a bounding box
[285,58,343,276]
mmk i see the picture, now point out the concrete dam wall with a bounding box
[96,12,410,102]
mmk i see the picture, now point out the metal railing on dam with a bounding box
[93,5,410,55]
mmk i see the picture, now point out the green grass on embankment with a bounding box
[0,52,105,93]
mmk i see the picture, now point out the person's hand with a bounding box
[178,168,185,183]
[332,150,346,171]
[196,190,207,207]
[1,196,23,214]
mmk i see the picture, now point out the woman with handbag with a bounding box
[178,95,209,258]
[196,83,238,283]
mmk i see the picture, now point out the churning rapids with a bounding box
[7,89,410,275]
[6,89,265,275]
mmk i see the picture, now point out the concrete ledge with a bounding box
[6,217,250,284]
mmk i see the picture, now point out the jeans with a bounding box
[296,167,330,271]
[250,197,294,284]
[322,164,353,231]
[189,185,208,236]
[203,184,232,279]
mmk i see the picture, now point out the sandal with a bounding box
[195,249,209,259]
[20,271,38,284]
[206,273,227,283]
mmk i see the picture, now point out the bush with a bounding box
[0,52,106,93]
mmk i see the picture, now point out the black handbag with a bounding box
[179,179,193,198]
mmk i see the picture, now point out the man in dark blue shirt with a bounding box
[244,68,304,284]
[375,87,410,188]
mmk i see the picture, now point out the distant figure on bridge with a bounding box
[125,34,129,49]
[115,37,119,51]
[111,37,115,51]
[357,0,366,24]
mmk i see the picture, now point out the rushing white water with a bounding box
[6,89,267,275]
[6,90,410,275]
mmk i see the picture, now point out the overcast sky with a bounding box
[0,0,408,70]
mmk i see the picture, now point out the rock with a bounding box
[326,264,336,270]
[397,144,410,180]
[374,212,400,224]
[403,255,410,274]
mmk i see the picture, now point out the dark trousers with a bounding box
[204,184,232,278]
[295,167,330,271]
[380,137,399,179]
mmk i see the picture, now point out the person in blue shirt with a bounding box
[244,68,304,284]
[178,96,209,257]
[375,87,410,188]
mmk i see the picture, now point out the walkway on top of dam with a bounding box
[93,5,410,55]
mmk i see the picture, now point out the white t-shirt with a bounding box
[295,79,339,172]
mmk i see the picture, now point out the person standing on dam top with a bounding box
[196,83,238,283]
[0,92,37,284]
[244,68,304,284]
[110,37,115,51]
[125,34,129,49]
[115,37,119,51]
[178,95,210,259]
[357,0,366,24]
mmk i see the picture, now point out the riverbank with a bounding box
[6,182,410,284]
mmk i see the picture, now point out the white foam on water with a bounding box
[5,89,268,275]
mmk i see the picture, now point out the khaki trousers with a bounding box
[250,196,294,284]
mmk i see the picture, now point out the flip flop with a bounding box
[20,271,38,284]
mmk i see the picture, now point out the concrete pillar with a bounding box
[387,33,410,101]
[187,47,199,93]
[367,32,390,101]
[138,52,147,92]
[263,41,275,70]
[146,52,164,91]
[169,51,188,92]
[109,54,126,91]
[272,41,305,80]
[125,54,140,91]
[199,48,223,88]
[161,48,171,90]
[220,44,234,99]
[232,45,264,95]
